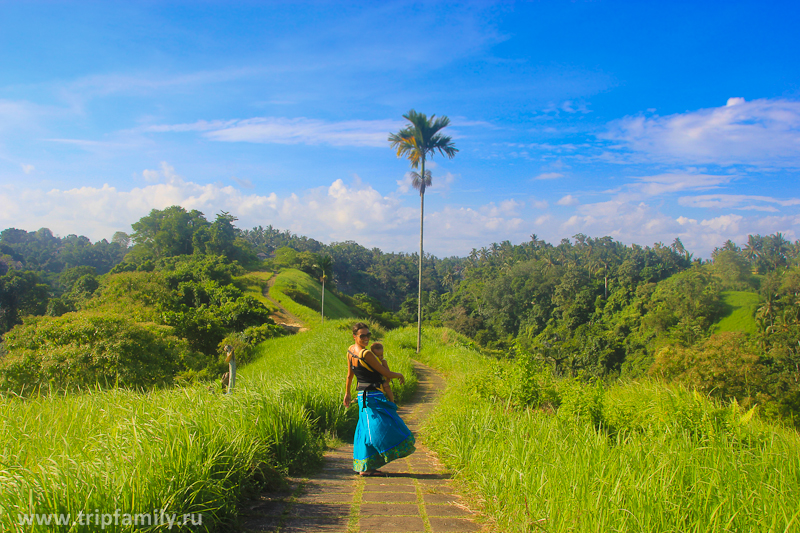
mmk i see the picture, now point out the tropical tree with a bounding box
[744,235,763,271]
[389,109,458,352]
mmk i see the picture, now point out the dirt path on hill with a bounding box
[239,362,492,533]
[264,275,307,332]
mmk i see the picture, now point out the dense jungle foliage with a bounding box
[1,206,799,424]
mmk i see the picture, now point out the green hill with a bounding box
[711,290,760,335]
[271,268,357,324]
[233,271,278,313]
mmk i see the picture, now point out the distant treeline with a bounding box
[2,207,799,424]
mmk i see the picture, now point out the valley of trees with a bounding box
[1,206,799,425]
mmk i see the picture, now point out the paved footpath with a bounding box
[240,363,490,533]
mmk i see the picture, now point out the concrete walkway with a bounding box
[240,363,488,533]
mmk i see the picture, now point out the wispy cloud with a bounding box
[542,100,591,115]
[630,173,733,196]
[50,68,268,112]
[44,138,136,149]
[602,97,800,167]
[678,193,800,210]
[0,98,70,134]
[533,172,564,180]
[145,117,405,148]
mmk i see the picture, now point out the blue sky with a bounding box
[1,1,799,258]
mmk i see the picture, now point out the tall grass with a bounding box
[0,319,415,532]
[404,327,800,532]
[0,383,317,532]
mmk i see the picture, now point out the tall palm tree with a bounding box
[744,235,762,272]
[389,109,458,352]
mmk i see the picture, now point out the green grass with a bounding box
[712,290,760,335]
[0,319,416,532]
[270,269,357,326]
[0,382,317,532]
[404,326,800,533]
[232,271,278,313]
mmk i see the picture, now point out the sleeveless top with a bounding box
[348,348,385,391]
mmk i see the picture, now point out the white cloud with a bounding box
[700,214,743,232]
[678,193,800,210]
[429,171,457,196]
[553,196,800,258]
[0,173,280,243]
[631,173,732,196]
[603,97,800,167]
[396,175,412,195]
[142,169,160,183]
[0,168,527,256]
[21,164,34,174]
[533,172,564,180]
[427,206,525,251]
[147,117,405,148]
[141,162,180,184]
[481,199,523,218]
[541,100,590,115]
[557,194,579,206]
[739,205,779,212]
[599,173,735,205]
[4,163,797,260]
[531,198,549,209]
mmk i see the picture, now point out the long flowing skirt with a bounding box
[353,390,415,471]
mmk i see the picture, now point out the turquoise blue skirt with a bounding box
[353,390,415,471]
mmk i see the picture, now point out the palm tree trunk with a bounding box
[417,163,425,353]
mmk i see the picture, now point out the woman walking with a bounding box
[343,322,415,475]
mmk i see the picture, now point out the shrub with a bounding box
[0,313,198,393]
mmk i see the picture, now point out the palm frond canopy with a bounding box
[388,109,458,169]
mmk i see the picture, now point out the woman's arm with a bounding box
[343,354,355,407]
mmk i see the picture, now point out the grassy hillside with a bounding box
[232,271,278,313]
[400,327,800,533]
[711,290,760,335]
[0,319,415,532]
[271,268,357,325]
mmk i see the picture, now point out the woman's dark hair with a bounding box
[352,322,370,335]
